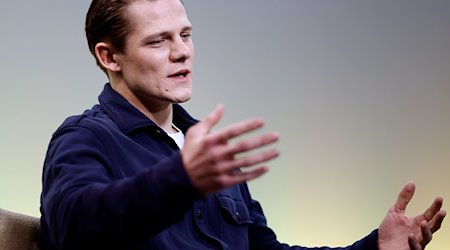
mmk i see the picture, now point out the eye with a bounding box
[147,39,165,47]
[181,32,191,41]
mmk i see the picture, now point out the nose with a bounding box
[169,37,192,62]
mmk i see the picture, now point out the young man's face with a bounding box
[114,0,194,109]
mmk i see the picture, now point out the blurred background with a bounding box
[0,0,448,248]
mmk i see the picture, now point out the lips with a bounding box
[168,69,191,78]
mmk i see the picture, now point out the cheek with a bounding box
[130,50,166,74]
[136,57,160,74]
[147,60,169,81]
[189,44,195,62]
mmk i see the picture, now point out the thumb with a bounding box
[394,181,415,213]
[194,104,225,134]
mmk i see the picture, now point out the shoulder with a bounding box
[51,104,120,142]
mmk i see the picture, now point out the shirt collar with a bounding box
[98,83,198,134]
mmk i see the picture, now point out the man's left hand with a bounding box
[378,182,446,250]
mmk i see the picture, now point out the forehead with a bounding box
[125,0,191,35]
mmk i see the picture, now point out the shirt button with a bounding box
[235,211,241,221]
[196,209,203,220]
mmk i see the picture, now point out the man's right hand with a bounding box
[181,104,280,195]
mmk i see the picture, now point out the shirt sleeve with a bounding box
[239,184,379,250]
[41,123,200,249]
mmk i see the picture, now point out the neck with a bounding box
[144,104,175,133]
[110,81,176,133]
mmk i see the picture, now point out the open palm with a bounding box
[378,182,446,250]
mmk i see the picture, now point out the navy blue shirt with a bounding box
[40,83,378,250]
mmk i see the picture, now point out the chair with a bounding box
[0,208,41,250]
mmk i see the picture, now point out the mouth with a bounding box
[168,69,191,78]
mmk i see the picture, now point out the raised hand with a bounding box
[378,182,446,250]
[181,104,280,195]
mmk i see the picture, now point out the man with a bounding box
[40,0,446,249]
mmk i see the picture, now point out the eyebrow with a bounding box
[141,25,192,43]
[150,25,192,37]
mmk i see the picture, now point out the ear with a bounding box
[94,42,122,72]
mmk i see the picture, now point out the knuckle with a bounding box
[235,141,251,151]
[204,133,219,147]
[210,148,223,160]
[214,176,228,189]
[215,162,229,173]
[240,157,254,167]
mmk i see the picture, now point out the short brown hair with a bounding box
[85,0,183,74]
[85,0,135,73]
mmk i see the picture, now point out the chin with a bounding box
[171,93,192,104]
[175,96,191,104]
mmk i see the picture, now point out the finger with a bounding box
[429,210,447,233]
[207,117,264,144]
[226,132,279,156]
[420,220,433,248]
[196,104,225,134]
[226,166,269,186]
[219,148,280,172]
[422,196,443,221]
[393,181,415,212]
[408,233,422,250]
